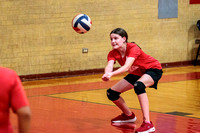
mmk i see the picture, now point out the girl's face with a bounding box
[110,33,126,49]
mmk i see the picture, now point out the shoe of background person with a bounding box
[111,112,137,123]
[135,121,155,133]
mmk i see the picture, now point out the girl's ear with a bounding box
[123,37,126,42]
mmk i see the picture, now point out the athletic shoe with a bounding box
[135,121,155,133]
[111,112,137,123]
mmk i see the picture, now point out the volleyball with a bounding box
[72,14,92,34]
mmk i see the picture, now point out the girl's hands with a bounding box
[102,72,113,81]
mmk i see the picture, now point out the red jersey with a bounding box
[0,67,29,133]
[107,42,162,76]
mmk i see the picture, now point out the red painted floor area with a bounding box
[11,96,200,133]
[10,70,200,133]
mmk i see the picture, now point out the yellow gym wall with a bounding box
[0,0,200,75]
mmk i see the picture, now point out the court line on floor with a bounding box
[23,71,200,89]
[25,77,200,98]
[46,94,200,120]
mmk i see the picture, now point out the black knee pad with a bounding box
[134,81,146,95]
[107,88,121,101]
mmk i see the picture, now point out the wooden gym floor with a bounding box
[11,66,200,133]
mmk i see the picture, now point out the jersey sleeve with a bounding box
[10,72,29,112]
[107,50,116,62]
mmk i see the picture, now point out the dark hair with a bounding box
[197,20,200,31]
[110,28,128,42]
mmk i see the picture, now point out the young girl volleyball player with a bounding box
[102,28,163,133]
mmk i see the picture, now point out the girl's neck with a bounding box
[118,42,127,58]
